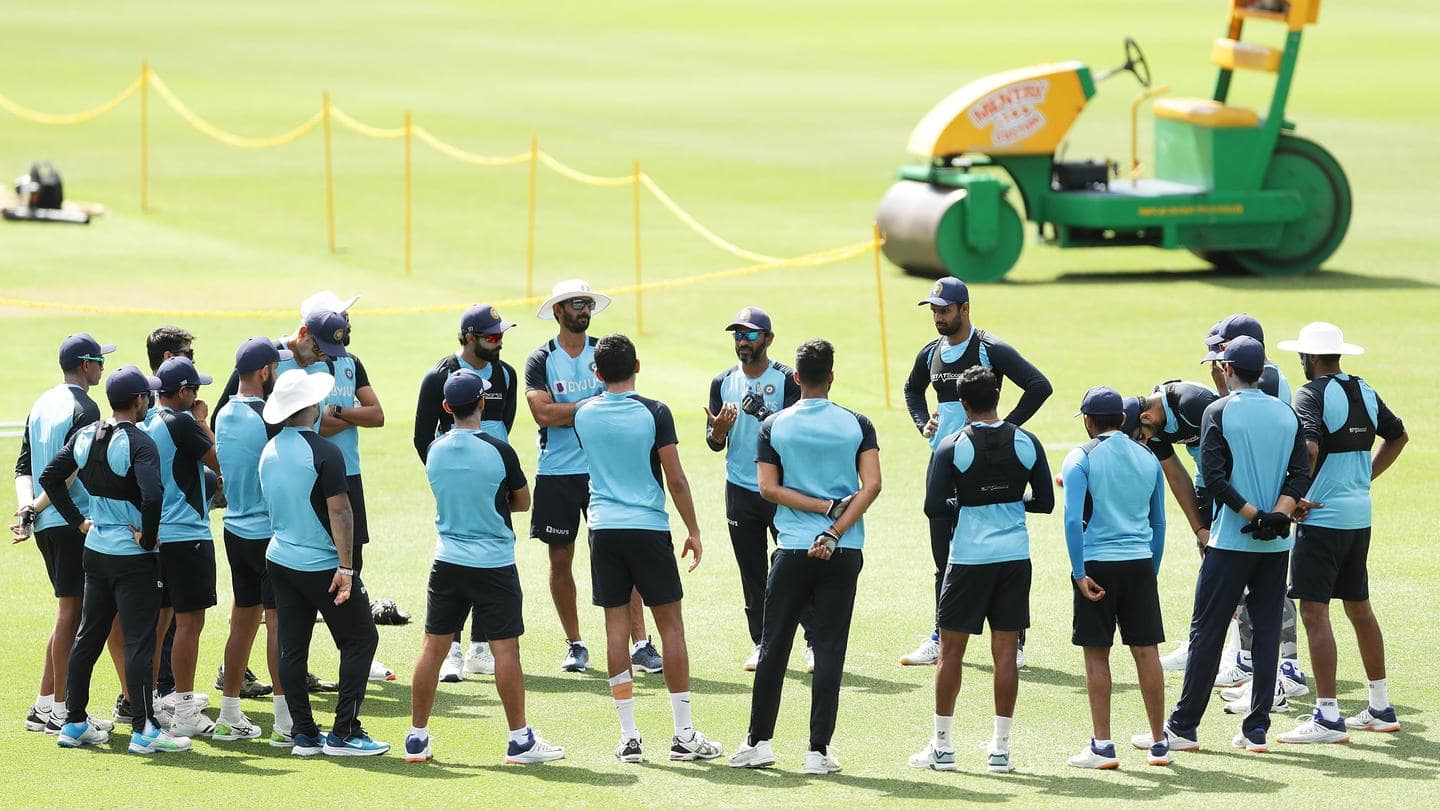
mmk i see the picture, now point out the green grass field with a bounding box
[2,1,1438,805]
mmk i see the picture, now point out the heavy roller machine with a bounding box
[877,0,1349,281]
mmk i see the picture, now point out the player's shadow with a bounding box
[777,668,922,696]
[515,672,753,696]
[1002,764,1286,799]
[289,681,494,720]
[470,762,641,786]
[967,662,1092,691]
[1258,726,1440,781]
[640,760,1009,801]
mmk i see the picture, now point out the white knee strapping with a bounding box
[608,670,633,687]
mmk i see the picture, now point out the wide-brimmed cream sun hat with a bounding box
[300,290,361,319]
[536,278,611,320]
[263,369,336,424]
[1276,322,1365,356]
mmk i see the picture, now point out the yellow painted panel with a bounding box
[1153,97,1259,128]
[907,61,1090,157]
[1211,38,1282,72]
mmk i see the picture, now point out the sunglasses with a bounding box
[732,330,764,342]
[479,333,503,344]
[181,384,201,394]
[565,298,595,311]
[174,347,195,359]
[79,355,106,366]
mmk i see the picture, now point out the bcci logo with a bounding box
[763,384,776,396]
[344,367,354,380]
[488,306,498,320]
[931,281,944,297]
[332,328,345,342]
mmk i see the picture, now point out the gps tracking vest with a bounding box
[954,423,1029,507]
[1315,374,1376,469]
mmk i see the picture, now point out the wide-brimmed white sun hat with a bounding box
[536,278,611,320]
[300,290,361,319]
[263,369,336,424]
[1276,322,1365,356]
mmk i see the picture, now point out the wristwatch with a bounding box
[336,566,355,577]
[329,404,344,419]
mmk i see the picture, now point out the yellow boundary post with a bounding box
[872,222,892,408]
[526,134,538,298]
[322,92,336,254]
[403,111,413,277]
[139,59,149,211]
[632,160,644,335]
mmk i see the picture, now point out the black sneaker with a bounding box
[214,665,272,697]
[113,693,134,725]
[615,736,644,763]
[24,704,48,732]
[306,671,339,693]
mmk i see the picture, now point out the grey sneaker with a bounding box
[561,641,589,673]
[631,641,663,674]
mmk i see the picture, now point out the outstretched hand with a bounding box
[682,533,703,572]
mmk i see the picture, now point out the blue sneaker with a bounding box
[1066,739,1118,769]
[1278,660,1309,697]
[631,641,663,674]
[128,723,191,754]
[1346,705,1400,733]
[1232,726,1268,753]
[57,720,109,748]
[505,729,565,764]
[291,730,325,757]
[323,731,390,757]
[404,732,431,763]
[561,641,589,673]
[1278,711,1350,744]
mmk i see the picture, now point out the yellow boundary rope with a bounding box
[0,238,878,320]
[2,69,871,288]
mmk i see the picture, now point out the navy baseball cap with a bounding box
[58,333,116,370]
[305,309,349,358]
[1075,385,1124,417]
[1201,320,1225,362]
[1121,396,1142,436]
[1219,335,1266,372]
[106,365,162,401]
[157,357,214,393]
[1207,313,1265,346]
[918,277,969,307]
[235,337,293,374]
[726,306,773,333]
[443,369,490,409]
[461,304,515,336]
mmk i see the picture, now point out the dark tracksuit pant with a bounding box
[727,483,812,646]
[268,560,379,740]
[748,548,863,750]
[1171,547,1290,736]
[66,549,163,732]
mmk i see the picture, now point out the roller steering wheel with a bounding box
[1123,37,1151,88]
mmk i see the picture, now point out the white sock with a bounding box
[1224,620,1240,651]
[1368,678,1390,710]
[669,691,693,736]
[1316,698,1340,723]
[449,641,462,655]
[273,695,292,732]
[1094,737,1113,751]
[508,726,532,746]
[219,696,242,724]
[410,725,428,739]
[933,714,954,750]
[614,698,638,740]
[992,715,1013,752]
[37,694,53,713]
[631,637,649,655]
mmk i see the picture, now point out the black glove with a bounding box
[739,391,774,422]
[825,493,854,519]
[945,497,959,516]
[18,503,36,529]
[814,528,840,553]
[1241,511,1292,541]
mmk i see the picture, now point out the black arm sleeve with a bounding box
[1200,400,1246,513]
[499,440,527,492]
[902,345,933,432]
[212,368,240,431]
[131,434,164,549]
[854,411,879,455]
[15,417,31,479]
[985,338,1053,427]
[1291,382,1324,446]
[755,417,779,465]
[38,435,83,527]
[781,370,801,409]
[923,437,958,519]
[1145,436,1177,462]
[315,442,349,499]
[1024,431,1055,514]
[1281,416,1313,502]
[705,372,726,452]
[413,366,445,464]
[172,413,214,459]
[524,350,549,392]
[652,402,678,449]
[352,355,371,390]
[500,362,518,432]
[1374,392,1405,441]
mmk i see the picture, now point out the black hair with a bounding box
[957,366,999,412]
[108,392,144,411]
[795,339,834,386]
[1232,365,1262,384]
[450,398,482,421]
[594,334,638,383]
[146,326,195,372]
[1091,412,1125,431]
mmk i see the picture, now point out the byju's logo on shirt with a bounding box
[553,376,599,396]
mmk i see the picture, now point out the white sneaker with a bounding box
[505,730,565,764]
[670,729,723,761]
[615,736,644,763]
[368,659,396,681]
[1015,645,1027,669]
[1277,713,1350,744]
[1067,740,1119,770]
[804,647,816,674]
[742,645,760,672]
[1159,641,1190,671]
[1219,681,1251,703]
[1132,724,1198,752]
[986,748,1013,773]
[56,719,111,747]
[170,709,216,738]
[908,742,957,771]
[464,642,496,675]
[1345,705,1400,733]
[728,737,775,768]
[439,646,464,683]
[1214,657,1254,688]
[1278,672,1309,699]
[1224,683,1290,714]
[213,713,262,741]
[901,636,940,666]
[802,745,841,774]
[1232,728,1269,753]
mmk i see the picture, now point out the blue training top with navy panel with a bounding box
[572,390,678,532]
[755,398,878,551]
[1061,432,1166,580]
[1292,374,1405,530]
[708,361,800,491]
[215,396,279,540]
[525,337,602,476]
[17,383,100,532]
[426,428,528,568]
[1200,389,1311,553]
[929,421,1050,565]
[140,406,213,543]
[260,426,350,572]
